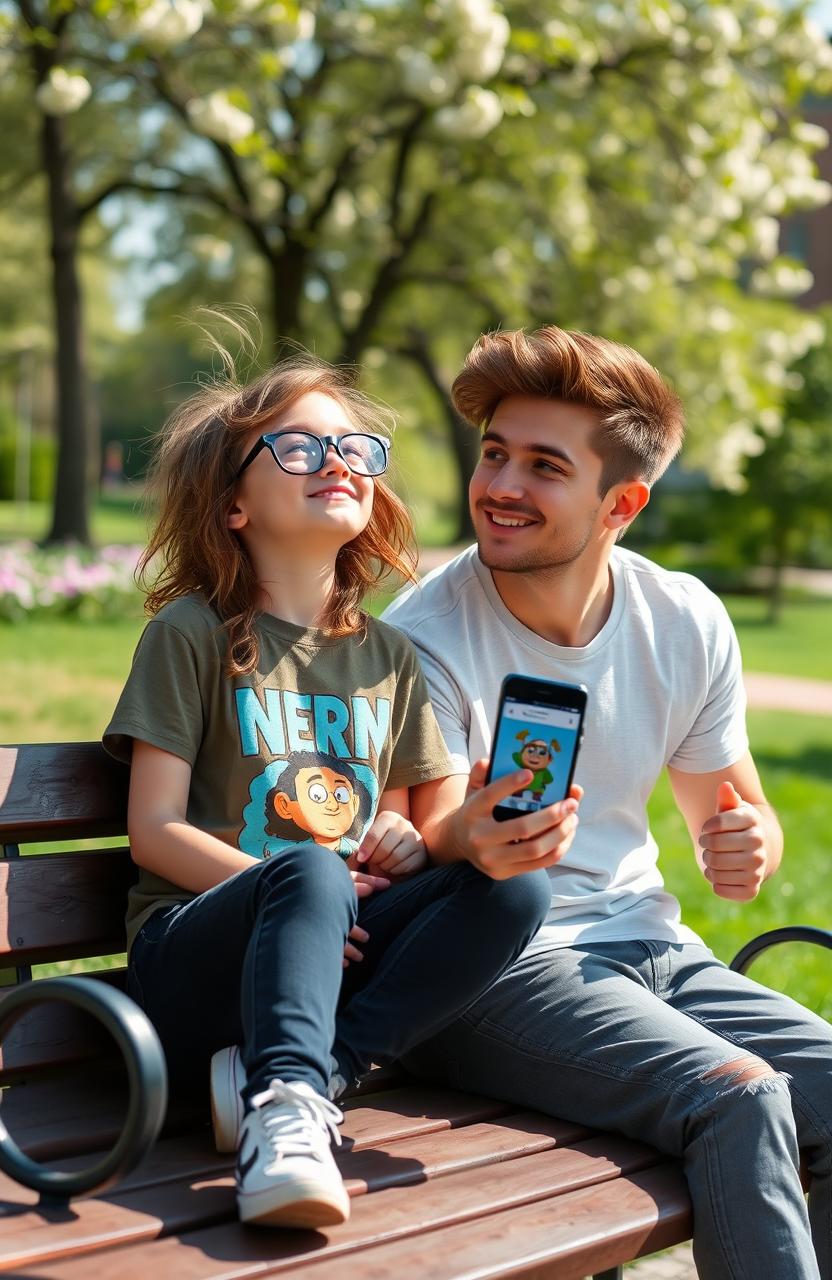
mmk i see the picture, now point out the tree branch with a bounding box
[75,172,249,224]
[338,187,436,363]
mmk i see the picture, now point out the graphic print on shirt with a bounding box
[235,687,388,861]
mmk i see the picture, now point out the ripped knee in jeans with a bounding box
[701,1054,790,1097]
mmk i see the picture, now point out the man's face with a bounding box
[468,396,609,575]
[274,765,360,847]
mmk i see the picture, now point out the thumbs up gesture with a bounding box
[698,781,767,901]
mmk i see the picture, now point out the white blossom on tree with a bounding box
[35,67,91,115]
[109,0,203,49]
[186,90,256,144]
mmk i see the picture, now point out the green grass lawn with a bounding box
[724,594,832,682]
[0,495,149,547]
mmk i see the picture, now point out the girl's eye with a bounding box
[307,784,328,803]
[333,786,351,804]
[481,448,505,463]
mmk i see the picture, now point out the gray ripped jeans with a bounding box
[402,940,831,1280]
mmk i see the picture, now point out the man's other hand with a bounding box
[698,781,767,901]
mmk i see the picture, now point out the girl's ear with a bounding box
[227,500,248,531]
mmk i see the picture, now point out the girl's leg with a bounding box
[128,842,357,1102]
[333,862,551,1086]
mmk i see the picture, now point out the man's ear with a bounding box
[604,480,650,532]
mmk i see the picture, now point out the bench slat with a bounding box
[0,970,127,1081]
[0,743,129,844]
[0,851,132,966]
[0,1136,672,1276]
[0,1074,508,1170]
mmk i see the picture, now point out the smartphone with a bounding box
[485,674,588,822]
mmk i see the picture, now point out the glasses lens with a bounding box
[270,432,324,473]
[341,434,388,475]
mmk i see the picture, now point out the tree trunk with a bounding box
[41,110,91,546]
[269,243,308,353]
[398,334,477,543]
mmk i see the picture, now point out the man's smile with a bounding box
[480,505,539,530]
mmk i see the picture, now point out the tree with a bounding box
[2,0,145,542]
[3,0,832,541]
[109,0,832,486]
[741,306,832,621]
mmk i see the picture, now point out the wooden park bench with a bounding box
[0,740,829,1280]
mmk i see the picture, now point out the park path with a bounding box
[416,547,832,717]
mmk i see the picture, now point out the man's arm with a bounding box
[668,750,782,902]
[411,762,581,880]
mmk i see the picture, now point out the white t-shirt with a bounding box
[382,545,749,949]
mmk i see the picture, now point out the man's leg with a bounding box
[402,941,819,1280]
[659,943,832,1277]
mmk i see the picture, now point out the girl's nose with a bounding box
[320,442,350,478]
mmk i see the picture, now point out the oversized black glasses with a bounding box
[235,431,390,480]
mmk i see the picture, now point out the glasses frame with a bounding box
[235,431,390,481]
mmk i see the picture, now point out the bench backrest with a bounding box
[0,742,133,1082]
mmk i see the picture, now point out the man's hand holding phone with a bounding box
[452,758,582,880]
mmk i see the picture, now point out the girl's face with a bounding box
[229,391,376,551]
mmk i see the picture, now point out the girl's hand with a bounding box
[347,867,390,896]
[356,811,427,876]
[343,923,369,968]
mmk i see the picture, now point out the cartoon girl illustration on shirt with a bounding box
[263,751,371,860]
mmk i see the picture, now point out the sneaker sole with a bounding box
[210,1050,245,1154]
[238,1183,350,1228]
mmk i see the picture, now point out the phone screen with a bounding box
[490,688,583,817]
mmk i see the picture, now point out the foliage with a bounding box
[0,407,56,501]
[2,0,832,500]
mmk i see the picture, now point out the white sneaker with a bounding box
[211,1045,348,1154]
[210,1045,246,1153]
[235,1079,350,1228]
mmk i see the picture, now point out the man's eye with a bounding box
[307,784,328,803]
[535,460,563,475]
[481,448,505,462]
[333,786,351,804]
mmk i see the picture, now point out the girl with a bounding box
[103,356,551,1231]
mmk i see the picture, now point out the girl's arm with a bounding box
[128,739,255,893]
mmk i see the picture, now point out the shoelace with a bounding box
[250,1079,345,1159]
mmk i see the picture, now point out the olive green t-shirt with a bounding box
[103,595,452,953]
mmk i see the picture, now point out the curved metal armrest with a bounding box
[0,976,168,1207]
[730,925,832,976]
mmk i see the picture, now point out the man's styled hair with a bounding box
[140,354,416,677]
[451,326,685,493]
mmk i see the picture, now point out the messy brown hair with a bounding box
[452,326,684,491]
[140,355,417,677]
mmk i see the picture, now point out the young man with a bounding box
[386,325,831,1280]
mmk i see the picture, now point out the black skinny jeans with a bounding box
[127,842,551,1104]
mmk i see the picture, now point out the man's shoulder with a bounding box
[614,546,727,622]
[383,545,483,634]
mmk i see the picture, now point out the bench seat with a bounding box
[17,739,824,1277]
[0,1071,690,1278]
